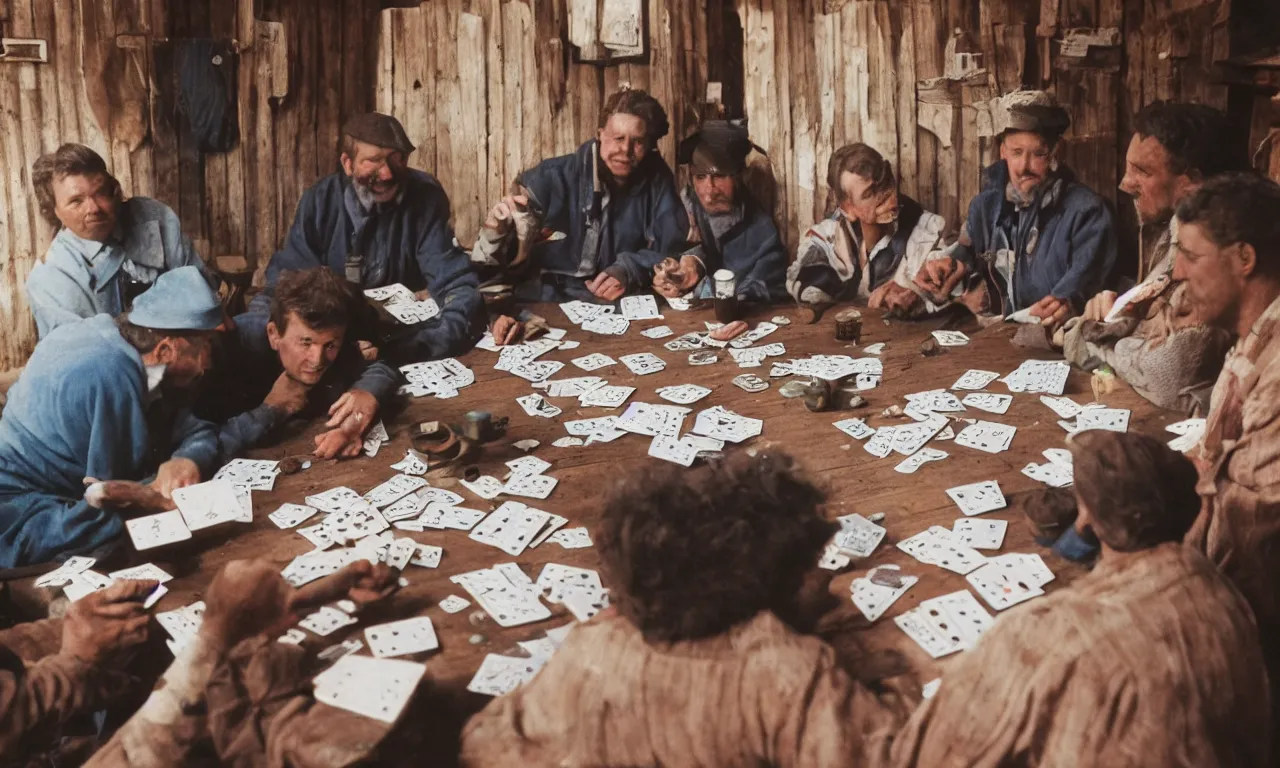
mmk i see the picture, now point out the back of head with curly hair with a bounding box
[595,450,835,644]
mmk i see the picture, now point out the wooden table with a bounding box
[138,302,1170,719]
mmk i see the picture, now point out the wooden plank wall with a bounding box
[0,0,1241,371]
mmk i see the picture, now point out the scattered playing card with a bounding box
[640,325,674,339]
[172,479,245,531]
[35,556,96,588]
[1022,461,1074,488]
[966,562,1045,611]
[655,384,712,405]
[578,385,636,409]
[953,420,1017,454]
[452,566,552,628]
[894,447,949,474]
[952,517,1008,550]
[390,450,430,476]
[931,330,970,346]
[439,595,470,613]
[313,655,425,724]
[619,352,666,376]
[1076,407,1131,433]
[126,510,193,551]
[552,436,584,448]
[1039,395,1083,419]
[364,475,429,509]
[850,573,918,622]
[409,543,443,568]
[833,513,887,558]
[946,480,1007,516]
[619,294,662,321]
[951,369,1000,390]
[503,473,559,500]
[732,373,769,392]
[833,418,876,440]
[364,616,440,658]
[299,605,358,636]
[460,476,505,500]
[961,392,1012,415]
[507,456,553,477]
[470,501,553,556]
[548,527,592,549]
[108,563,174,583]
[647,434,698,466]
[570,353,616,371]
[581,313,630,336]
[862,343,885,355]
[517,393,563,418]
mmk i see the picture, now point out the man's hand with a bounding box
[1028,295,1072,329]
[149,458,200,500]
[490,315,524,346]
[201,560,292,652]
[587,273,626,302]
[263,372,312,417]
[314,428,365,460]
[327,390,378,431]
[288,561,401,619]
[652,256,703,299]
[357,340,379,362]
[1082,290,1118,322]
[868,282,924,315]
[483,194,531,237]
[914,257,968,298]
[61,579,156,664]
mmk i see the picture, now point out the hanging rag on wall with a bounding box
[177,38,239,152]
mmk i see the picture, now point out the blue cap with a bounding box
[127,266,222,331]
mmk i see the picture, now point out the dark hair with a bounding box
[1133,101,1240,180]
[598,89,670,146]
[114,315,209,354]
[827,143,895,209]
[596,450,835,643]
[269,268,353,334]
[1176,172,1280,278]
[1069,431,1200,552]
[31,143,122,229]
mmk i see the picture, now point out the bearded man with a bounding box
[240,113,484,366]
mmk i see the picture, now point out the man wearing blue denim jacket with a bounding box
[26,144,218,338]
[243,113,484,367]
[630,121,787,304]
[471,89,689,304]
[916,91,1118,329]
[0,267,222,566]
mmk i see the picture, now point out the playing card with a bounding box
[528,513,569,548]
[1076,407,1131,433]
[729,321,778,347]
[439,595,470,613]
[833,418,876,440]
[952,518,1007,550]
[108,563,174,583]
[931,330,970,346]
[470,502,553,556]
[364,475,429,509]
[862,342,885,355]
[665,333,706,352]
[451,567,552,627]
[946,480,1007,516]
[384,538,418,571]
[833,513,886,557]
[1004,360,1070,395]
[552,437,584,448]
[460,476,504,500]
[894,447,949,474]
[1166,417,1206,436]
[320,505,390,544]
[581,313,630,335]
[539,376,607,398]
[691,406,763,443]
[313,655,426,724]
[655,384,712,405]
[961,392,1012,415]
[863,427,896,458]
[989,553,1055,589]
[890,416,948,456]
[305,487,364,514]
[502,473,559,500]
[35,556,96,588]
[578,385,636,409]
[559,300,608,325]
[467,653,545,697]
[172,479,244,531]
[266,503,318,530]
[619,352,666,376]
[364,283,416,303]
[850,573,918,622]
[895,607,964,658]
[364,616,440,658]
[63,570,114,602]
[278,628,307,645]
[1039,395,1083,419]
[647,434,698,466]
[687,350,719,364]
[382,492,429,523]
[561,585,611,622]
[917,590,994,650]
[1043,448,1073,469]
[619,294,662,321]
[536,563,604,603]
[434,505,487,531]
[213,458,280,492]
[953,421,1017,454]
[126,510,192,551]
[1022,461,1074,488]
[732,373,769,392]
[517,393,562,418]
[548,527,592,549]
[952,369,1000,390]
[297,523,336,550]
[571,353,616,371]
[507,456,553,478]
[616,402,690,437]
[905,389,966,413]
[299,605,358,636]
[641,325,674,339]
[509,359,565,383]
[966,562,1045,611]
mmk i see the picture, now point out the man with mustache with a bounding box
[0,267,222,566]
[915,90,1118,329]
[1178,173,1280,750]
[240,113,484,366]
[26,144,219,338]
[196,268,398,461]
[786,143,950,318]
[1060,102,1240,413]
[472,89,688,306]
[620,121,787,303]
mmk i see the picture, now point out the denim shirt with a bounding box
[26,197,216,338]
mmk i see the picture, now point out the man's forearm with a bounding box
[217,404,288,464]
[0,653,130,755]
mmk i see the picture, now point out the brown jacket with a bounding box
[460,611,905,767]
[889,544,1270,768]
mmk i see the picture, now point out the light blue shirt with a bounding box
[25,197,215,338]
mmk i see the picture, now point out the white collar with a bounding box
[145,364,166,394]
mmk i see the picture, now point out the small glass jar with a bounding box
[712,269,737,299]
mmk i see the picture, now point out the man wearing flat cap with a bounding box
[241,112,484,375]
[613,121,787,302]
[916,90,1118,328]
[471,89,688,304]
[0,266,222,566]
